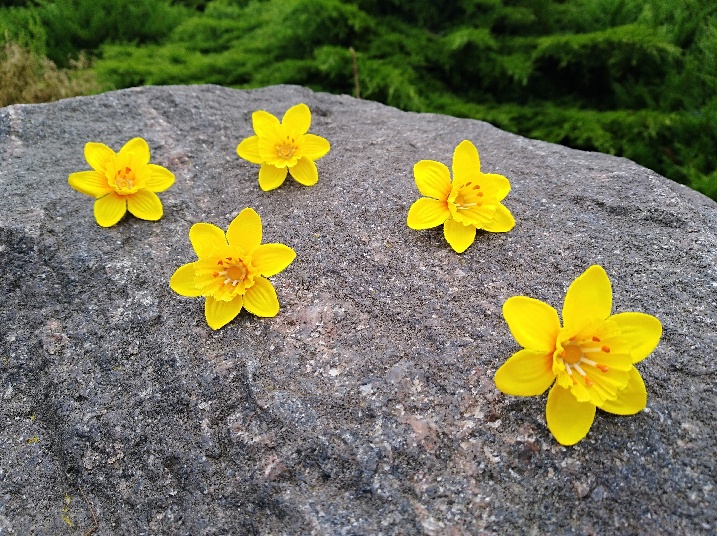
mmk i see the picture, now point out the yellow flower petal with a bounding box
[413,160,452,200]
[226,208,262,254]
[449,200,496,229]
[237,135,264,164]
[258,164,288,191]
[282,103,311,135]
[481,203,515,232]
[243,276,279,317]
[84,142,115,173]
[452,140,481,183]
[576,364,631,406]
[481,173,511,201]
[443,218,476,253]
[503,296,561,352]
[145,164,175,192]
[189,222,227,258]
[562,265,612,330]
[119,137,151,166]
[93,193,126,227]
[252,243,296,277]
[127,189,163,221]
[252,110,280,137]
[68,170,112,198]
[610,312,662,364]
[205,295,243,330]
[407,198,450,230]
[301,134,330,160]
[494,349,555,396]
[169,263,202,297]
[290,156,318,186]
[546,384,596,446]
[599,366,647,415]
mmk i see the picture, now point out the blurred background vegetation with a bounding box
[1,0,715,199]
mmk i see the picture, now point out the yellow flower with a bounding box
[236,103,331,191]
[169,208,296,330]
[407,140,515,253]
[494,265,662,446]
[68,137,175,227]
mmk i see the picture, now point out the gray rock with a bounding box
[1,84,716,535]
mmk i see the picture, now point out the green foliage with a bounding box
[172,0,214,9]
[0,7,47,56]
[529,25,682,107]
[1,0,189,66]
[0,0,715,200]
[97,0,374,90]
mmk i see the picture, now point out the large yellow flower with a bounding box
[68,137,175,227]
[407,140,515,253]
[236,103,331,191]
[494,265,662,446]
[169,208,296,330]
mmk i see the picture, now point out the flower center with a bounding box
[562,344,583,364]
[275,135,297,160]
[558,337,611,387]
[226,264,246,282]
[213,257,248,287]
[453,182,483,210]
[114,166,136,193]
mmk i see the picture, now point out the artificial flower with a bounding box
[494,265,662,446]
[68,137,175,227]
[236,103,331,191]
[170,208,295,330]
[406,140,515,253]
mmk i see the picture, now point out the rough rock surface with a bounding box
[1,84,716,535]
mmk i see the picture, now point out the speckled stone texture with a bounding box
[1,85,716,535]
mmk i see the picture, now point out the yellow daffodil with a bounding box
[407,140,515,253]
[494,265,662,446]
[236,103,331,191]
[68,137,175,227]
[170,208,296,330]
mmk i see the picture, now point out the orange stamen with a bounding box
[584,377,594,387]
[597,364,609,373]
[592,336,600,342]
[601,345,611,353]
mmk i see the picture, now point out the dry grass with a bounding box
[0,40,101,107]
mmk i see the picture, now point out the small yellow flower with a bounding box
[170,208,296,330]
[494,265,662,446]
[236,103,331,191]
[407,140,515,253]
[68,137,175,227]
